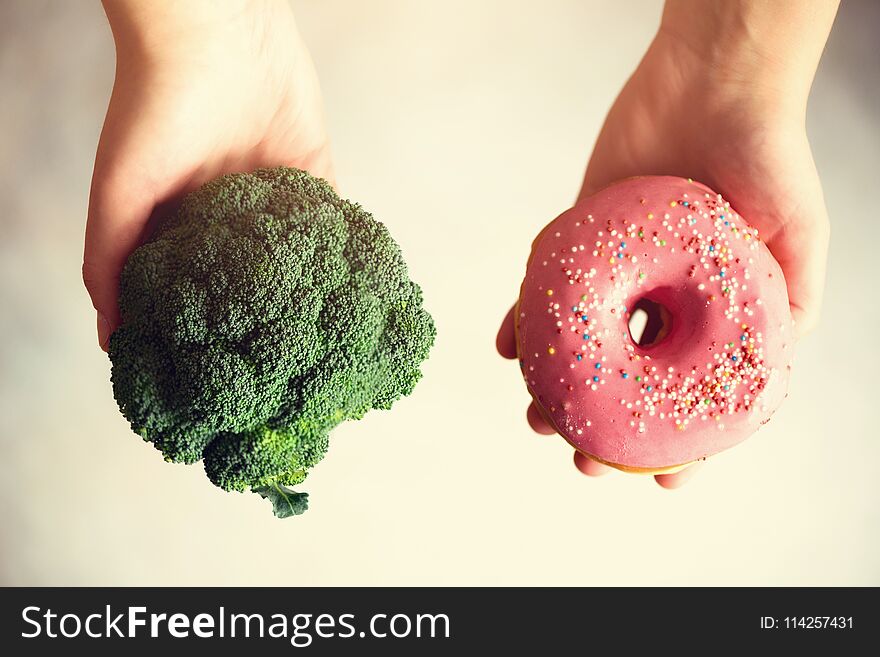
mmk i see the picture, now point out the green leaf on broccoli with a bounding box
[254,484,309,518]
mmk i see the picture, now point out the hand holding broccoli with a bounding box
[87,2,435,517]
[84,0,333,350]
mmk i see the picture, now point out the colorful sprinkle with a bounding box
[521,183,778,442]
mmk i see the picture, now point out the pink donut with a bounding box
[516,176,794,472]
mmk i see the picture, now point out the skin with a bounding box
[497,0,839,488]
[84,0,333,350]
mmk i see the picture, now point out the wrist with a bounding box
[656,0,837,115]
[103,0,294,65]
[646,28,809,122]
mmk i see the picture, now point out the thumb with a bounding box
[83,162,157,351]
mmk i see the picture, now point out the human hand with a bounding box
[84,0,333,350]
[497,0,837,488]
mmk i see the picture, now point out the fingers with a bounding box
[767,208,830,339]
[654,462,703,489]
[755,151,830,339]
[526,397,700,484]
[527,401,556,435]
[495,303,518,359]
[573,451,612,477]
[572,450,703,486]
[84,165,158,350]
[777,140,830,338]
[723,134,830,339]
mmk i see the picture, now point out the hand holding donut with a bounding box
[497,0,838,488]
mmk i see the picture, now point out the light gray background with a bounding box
[1,0,877,585]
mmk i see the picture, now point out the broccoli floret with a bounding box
[108,167,435,517]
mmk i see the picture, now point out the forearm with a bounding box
[659,0,839,107]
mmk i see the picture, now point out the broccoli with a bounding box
[108,167,435,517]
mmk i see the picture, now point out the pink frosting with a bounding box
[517,177,794,469]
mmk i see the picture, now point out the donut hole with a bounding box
[628,297,672,347]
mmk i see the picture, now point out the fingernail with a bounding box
[97,313,111,351]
